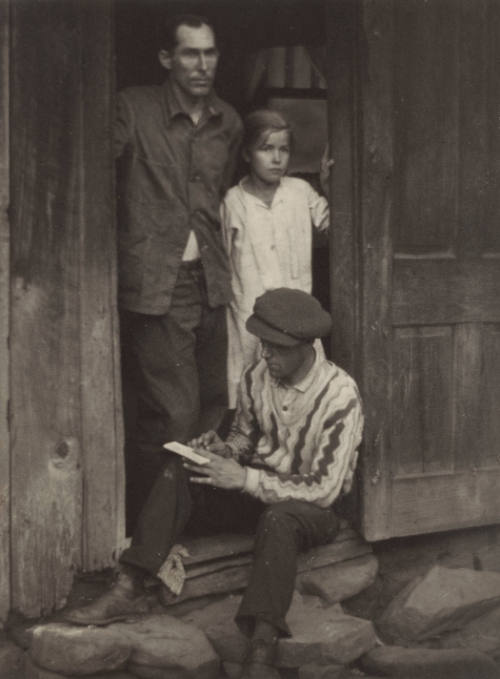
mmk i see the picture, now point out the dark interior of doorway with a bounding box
[115,0,330,533]
[115,0,329,309]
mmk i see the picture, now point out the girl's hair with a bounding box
[243,109,292,152]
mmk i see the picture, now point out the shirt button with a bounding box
[271,245,276,250]
[283,405,288,411]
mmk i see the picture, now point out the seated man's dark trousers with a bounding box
[121,456,340,637]
[120,261,227,524]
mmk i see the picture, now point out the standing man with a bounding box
[116,15,243,521]
[66,289,364,679]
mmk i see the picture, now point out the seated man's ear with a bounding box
[158,50,172,71]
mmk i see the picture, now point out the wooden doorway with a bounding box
[114,0,333,531]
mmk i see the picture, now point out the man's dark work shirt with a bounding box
[115,78,243,314]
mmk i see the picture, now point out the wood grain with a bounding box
[391,469,500,536]
[362,0,500,540]
[359,0,395,541]
[393,259,500,325]
[393,0,459,254]
[80,0,125,572]
[392,327,454,476]
[459,0,500,256]
[9,1,85,616]
[326,0,361,376]
[479,324,500,468]
[0,0,10,625]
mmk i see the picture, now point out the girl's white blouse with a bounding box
[221,175,329,407]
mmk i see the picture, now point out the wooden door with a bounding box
[358,0,500,540]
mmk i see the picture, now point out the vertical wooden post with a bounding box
[325,0,363,525]
[358,0,394,540]
[325,0,362,379]
[0,0,10,626]
[80,0,125,571]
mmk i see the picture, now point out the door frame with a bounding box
[0,0,10,625]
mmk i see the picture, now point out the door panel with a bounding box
[360,0,500,540]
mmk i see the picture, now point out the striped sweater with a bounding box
[226,351,364,508]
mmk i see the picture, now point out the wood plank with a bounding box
[182,523,356,566]
[392,327,453,476]
[9,1,84,617]
[326,0,361,374]
[393,0,459,253]
[185,533,371,580]
[187,554,252,579]
[479,323,500,467]
[183,534,254,566]
[453,324,482,471]
[390,469,500,536]
[460,0,500,255]
[358,0,395,541]
[393,259,500,325]
[458,0,490,257]
[80,0,125,572]
[178,541,372,604]
[0,0,10,626]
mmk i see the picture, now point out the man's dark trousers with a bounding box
[120,456,340,637]
[121,261,227,526]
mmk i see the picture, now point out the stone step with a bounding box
[172,523,373,605]
[181,592,378,670]
[378,565,500,644]
[361,645,500,679]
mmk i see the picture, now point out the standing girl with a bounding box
[222,108,331,407]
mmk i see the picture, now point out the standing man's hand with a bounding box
[184,450,246,490]
[188,430,232,458]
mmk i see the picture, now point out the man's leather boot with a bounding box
[63,566,150,626]
[240,638,281,679]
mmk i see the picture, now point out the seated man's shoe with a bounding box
[240,638,280,679]
[63,570,150,626]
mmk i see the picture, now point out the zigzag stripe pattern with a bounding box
[227,355,364,508]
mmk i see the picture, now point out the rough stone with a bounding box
[0,638,24,679]
[30,623,130,674]
[182,592,376,668]
[25,656,135,679]
[181,595,247,664]
[436,603,500,660]
[360,645,499,679]
[298,662,344,678]
[24,657,68,679]
[30,614,219,678]
[278,594,377,667]
[297,554,379,605]
[221,661,241,679]
[378,565,500,643]
[129,664,201,679]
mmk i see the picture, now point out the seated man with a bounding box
[65,288,363,679]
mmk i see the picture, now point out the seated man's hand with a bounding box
[183,450,246,491]
[187,430,232,458]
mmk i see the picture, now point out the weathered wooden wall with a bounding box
[0,0,11,626]
[8,0,124,619]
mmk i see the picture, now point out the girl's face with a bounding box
[246,129,291,186]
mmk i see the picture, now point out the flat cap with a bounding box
[246,288,331,346]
